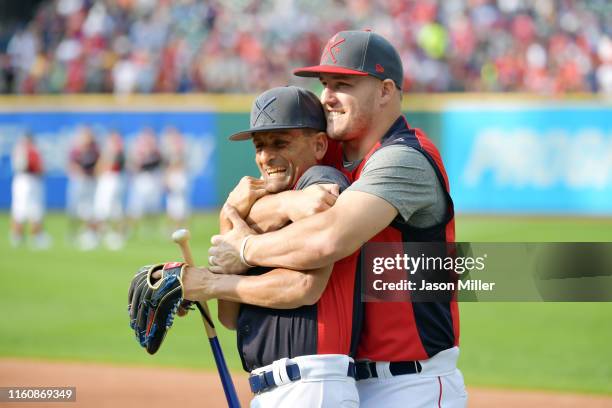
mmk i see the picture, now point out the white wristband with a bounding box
[240,235,255,268]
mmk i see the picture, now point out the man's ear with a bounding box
[313,131,328,161]
[379,79,397,106]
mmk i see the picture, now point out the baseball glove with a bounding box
[127,262,189,355]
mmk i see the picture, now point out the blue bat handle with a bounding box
[209,336,241,408]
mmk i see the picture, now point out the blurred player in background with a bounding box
[10,133,51,249]
[127,128,163,237]
[161,127,190,230]
[67,126,100,250]
[93,129,126,250]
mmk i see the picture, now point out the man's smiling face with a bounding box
[319,73,381,142]
[253,129,325,193]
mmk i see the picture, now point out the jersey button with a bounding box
[241,325,250,335]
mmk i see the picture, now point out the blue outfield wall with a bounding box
[442,104,612,215]
[1,95,611,215]
[0,111,218,210]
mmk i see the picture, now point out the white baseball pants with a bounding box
[250,354,359,408]
[357,347,467,408]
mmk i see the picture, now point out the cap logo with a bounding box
[321,35,346,64]
[375,64,385,73]
[253,96,277,126]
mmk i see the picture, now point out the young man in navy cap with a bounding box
[209,31,467,407]
[182,86,360,407]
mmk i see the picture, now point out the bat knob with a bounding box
[172,229,191,244]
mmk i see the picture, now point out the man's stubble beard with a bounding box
[330,101,376,143]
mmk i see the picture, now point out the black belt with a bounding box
[355,361,422,381]
[249,361,356,394]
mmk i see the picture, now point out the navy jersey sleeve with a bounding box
[295,165,350,192]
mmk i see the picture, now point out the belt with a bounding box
[355,361,422,381]
[249,361,356,394]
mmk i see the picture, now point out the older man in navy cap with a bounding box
[182,86,360,408]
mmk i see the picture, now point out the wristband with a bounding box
[240,235,255,268]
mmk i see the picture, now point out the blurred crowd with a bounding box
[10,127,191,250]
[1,0,611,94]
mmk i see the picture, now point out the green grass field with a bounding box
[1,213,611,394]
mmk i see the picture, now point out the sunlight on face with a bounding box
[253,129,320,193]
[319,74,380,141]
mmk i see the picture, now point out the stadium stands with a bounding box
[1,0,611,94]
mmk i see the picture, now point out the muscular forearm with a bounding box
[244,207,349,270]
[210,267,329,309]
[245,186,338,233]
[243,191,398,270]
[217,210,238,330]
[245,191,293,233]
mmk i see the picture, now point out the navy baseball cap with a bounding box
[293,30,404,90]
[229,86,327,141]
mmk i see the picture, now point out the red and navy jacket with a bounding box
[325,116,459,361]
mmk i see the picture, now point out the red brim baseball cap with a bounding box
[293,65,369,77]
[293,30,403,89]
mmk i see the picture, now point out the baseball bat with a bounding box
[172,229,241,408]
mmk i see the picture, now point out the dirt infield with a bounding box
[1,359,610,408]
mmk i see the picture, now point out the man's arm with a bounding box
[216,186,336,328]
[246,185,339,233]
[244,192,290,233]
[185,265,332,309]
[221,176,338,233]
[211,191,397,272]
[214,264,332,330]
[213,165,351,327]
[209,145,444,273]
[216,184,250,330]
